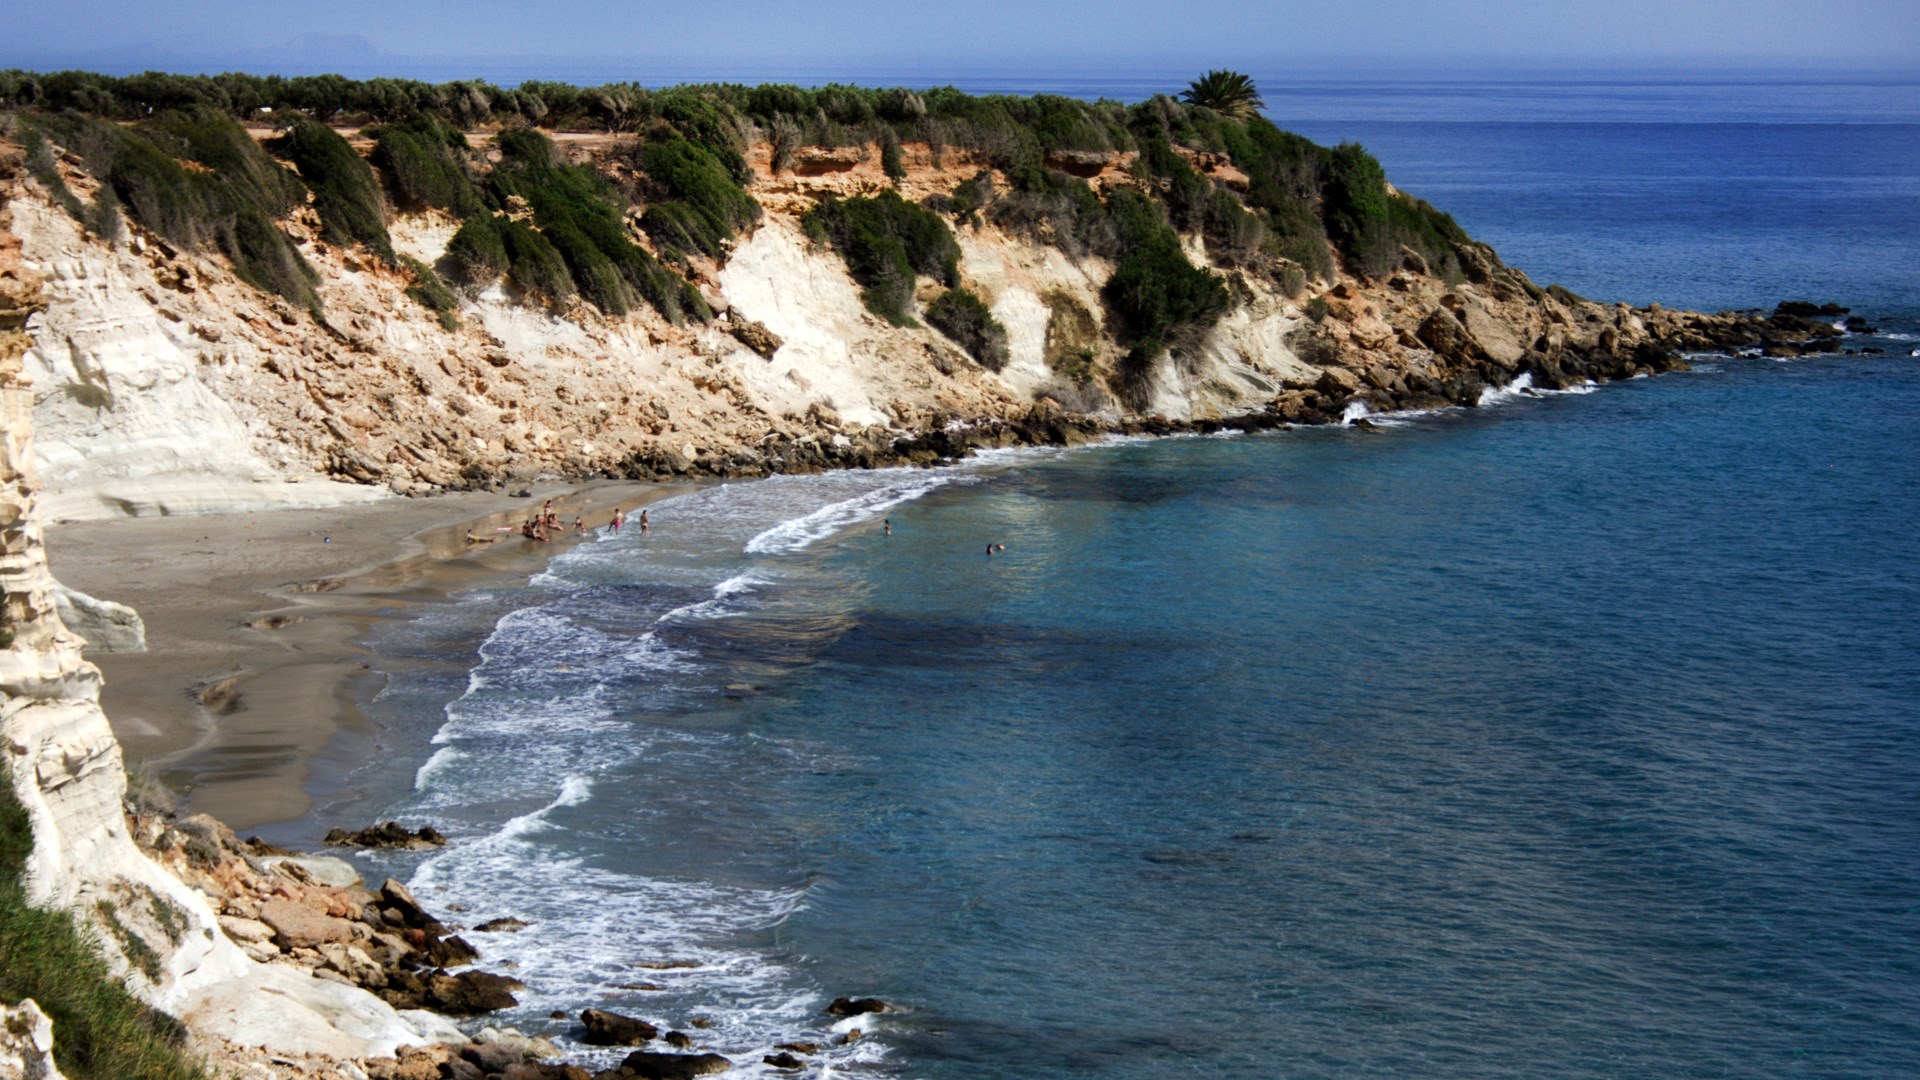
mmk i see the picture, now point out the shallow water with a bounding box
[281,74,1920,1077]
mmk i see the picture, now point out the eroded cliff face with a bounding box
[10,134,1804,521]
[2,154,463,1062]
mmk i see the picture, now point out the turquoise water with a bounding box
[289,75,1920,1077]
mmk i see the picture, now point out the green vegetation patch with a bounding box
[401,254,461,329]
[634,137,760,260]
[368,113,484,215]
[271,118,394,260]
[925,287,1010,371]
[489,128,706,321]
[27,112,318,309]
[804,191,960,325]
[0,786,208,1080]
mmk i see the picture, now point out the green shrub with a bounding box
[1547,283,1588,306]
[271,119,393,260]
[0,786,209,1080]
[401,254,460,329]
[490,128,704,321]
[368,113,483,214]
[989,165,1116,258]
[23,127,86,220]
[880,130,905,183]
[140,106,305,218]
[925,287,1010,370]
[499,217,575,304]
[804,191,960,325]
[445,213,509,285]
[1102,232,1230,358]
[634,137,759,260]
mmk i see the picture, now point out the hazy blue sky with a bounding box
[4,0,1916,80]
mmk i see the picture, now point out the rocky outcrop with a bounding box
[324,820,449,849]
[0,159,464,1064]
[0,1000,67,1080]
[50,582,143,653]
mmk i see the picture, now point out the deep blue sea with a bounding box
[286,75,1920,1077]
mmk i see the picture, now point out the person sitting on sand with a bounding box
[573,516,586,536]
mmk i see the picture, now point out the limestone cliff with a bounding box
[1,153,463,1063]
[6,131,1818,522]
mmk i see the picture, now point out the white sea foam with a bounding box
[745,473,969,554]
[413,745,463,790]
[1478,371,1537,407]
[1339,400,1372,426]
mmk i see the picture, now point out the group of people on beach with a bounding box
[465,499,650,546]
[469,501,1011,555]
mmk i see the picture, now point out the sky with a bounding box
[3,0,1917,83]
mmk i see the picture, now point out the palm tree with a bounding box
[1181,71,1265,120]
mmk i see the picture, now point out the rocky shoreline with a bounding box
[137,808,885,1078]
[608,298,1864,483]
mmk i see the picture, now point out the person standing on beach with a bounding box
[640,510,649,536]
[611,508,624,534]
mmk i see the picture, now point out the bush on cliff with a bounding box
[27,112,319,309]
[804,191,960,324]
[1101,187,1230,361]
[634,136,760,260]
[368,113,484,215]
[0,786,208,1080]
[925,287,1010,370]
[270,118,394,261]
[490,128,706,321]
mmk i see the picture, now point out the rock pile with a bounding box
[136,811,522,1016]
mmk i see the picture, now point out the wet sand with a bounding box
[43,480,685,830]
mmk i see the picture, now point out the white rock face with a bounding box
[13,199,386,520]
[719,216,901,427]
[0,999,67,1080]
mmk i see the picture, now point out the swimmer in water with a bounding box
[884,518,891,536]
[640,509,649,535]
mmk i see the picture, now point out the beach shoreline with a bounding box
[43,479,689,831]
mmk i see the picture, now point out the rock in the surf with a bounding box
[825,996,891,1018]
[613,1050,733,1078]
[581,1007,660,1045]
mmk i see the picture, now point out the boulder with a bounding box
[426,971,522,1015]
[726,318,783,360]
[763,1052,805,1070]
[825,997,892,1018]
[476,1026,561,1060]
[53,583,145,653]
[616,1051,733,1079]
[581,1007,659,1045]
[1314,367,1361,397]
[218,915,274,944]
[378,878,435,929]
[261,854,363,888]
[258,897,356,949]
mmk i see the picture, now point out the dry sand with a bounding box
[43,480,686,830]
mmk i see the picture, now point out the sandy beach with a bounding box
[42,480,687,831]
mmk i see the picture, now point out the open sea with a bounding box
[279,74,1920,1077]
